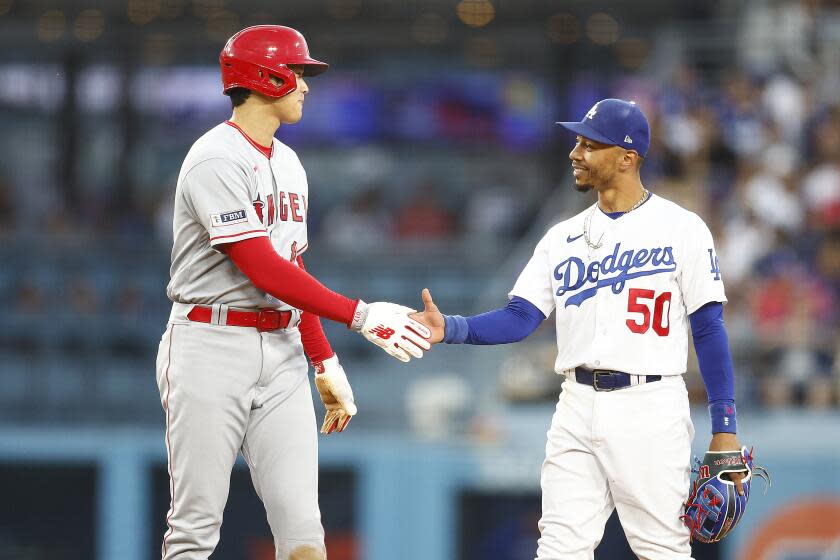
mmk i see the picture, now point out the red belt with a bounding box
[187,305,293,332]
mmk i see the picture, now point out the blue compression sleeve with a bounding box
[689,301,737,434]
[442,296,545,345]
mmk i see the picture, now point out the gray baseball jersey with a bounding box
[157,120,325,559]
[166,121,309,310]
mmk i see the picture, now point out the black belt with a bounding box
[573,367,661,392]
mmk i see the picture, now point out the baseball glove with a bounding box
[682,446,770,543]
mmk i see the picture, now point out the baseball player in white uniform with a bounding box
[412,99,746,559]
[156,25,430,560]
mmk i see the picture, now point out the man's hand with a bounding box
[314,355,356,434]
[410,288,445,344]
[350,301,431,362]
[709,432,746,495]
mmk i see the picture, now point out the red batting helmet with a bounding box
[219,25,328,99]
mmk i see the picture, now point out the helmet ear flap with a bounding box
[258,64,297,98]
[223,61,297,99]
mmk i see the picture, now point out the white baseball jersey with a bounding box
[166,121,309,310]
[510,194,726,376]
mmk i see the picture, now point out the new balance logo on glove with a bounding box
[370,325,395,339]
[351,300,431,362]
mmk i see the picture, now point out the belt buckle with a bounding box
[257,309,281,332]
[592,370,615,392]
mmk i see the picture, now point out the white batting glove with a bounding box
[350,300,432,362]
[313,355,357,434]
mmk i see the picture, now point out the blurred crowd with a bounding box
[643,62,840,410]
[644,0,840,410]
[501,1,840,412]
[2,0,840,420]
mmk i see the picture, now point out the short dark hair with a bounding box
[227,87,251,108]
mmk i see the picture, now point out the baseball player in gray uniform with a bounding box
[156,25,431,560]
[412,100,748,559]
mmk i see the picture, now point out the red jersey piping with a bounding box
[225,120,274,159]
[209,229,267,242]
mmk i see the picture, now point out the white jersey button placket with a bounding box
[589,219,614,367]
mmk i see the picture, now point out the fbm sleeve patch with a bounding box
[210,209,248,227]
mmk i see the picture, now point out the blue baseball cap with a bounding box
[556,98,651,158]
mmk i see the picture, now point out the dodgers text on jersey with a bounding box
[554,242,677,307]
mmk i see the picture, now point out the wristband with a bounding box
[442,314,469,344]
[709,400,737,434]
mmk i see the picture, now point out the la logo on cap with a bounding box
[585,103,599,120]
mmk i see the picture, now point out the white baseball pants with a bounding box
[155,304,324,560]
[536,375,695,560]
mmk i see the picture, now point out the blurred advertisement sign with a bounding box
[740,499,840,560]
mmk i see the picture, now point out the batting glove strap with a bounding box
[312,353,336,375]
[349,300,368,331]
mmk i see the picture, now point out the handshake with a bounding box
[318,289,443,434]
[350,289,444,362]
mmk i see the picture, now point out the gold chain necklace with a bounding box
[583,189,650,251]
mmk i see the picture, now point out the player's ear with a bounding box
[621,150,639,172]
[615,149,630,171]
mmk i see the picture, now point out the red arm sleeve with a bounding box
[296,256,335,364]
[222,237,358,326]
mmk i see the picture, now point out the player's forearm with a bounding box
[222,237,358,326]
[299,311,335,363]
[689,301,737,434]
[295,256,336,363]
[442,296,545,345]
